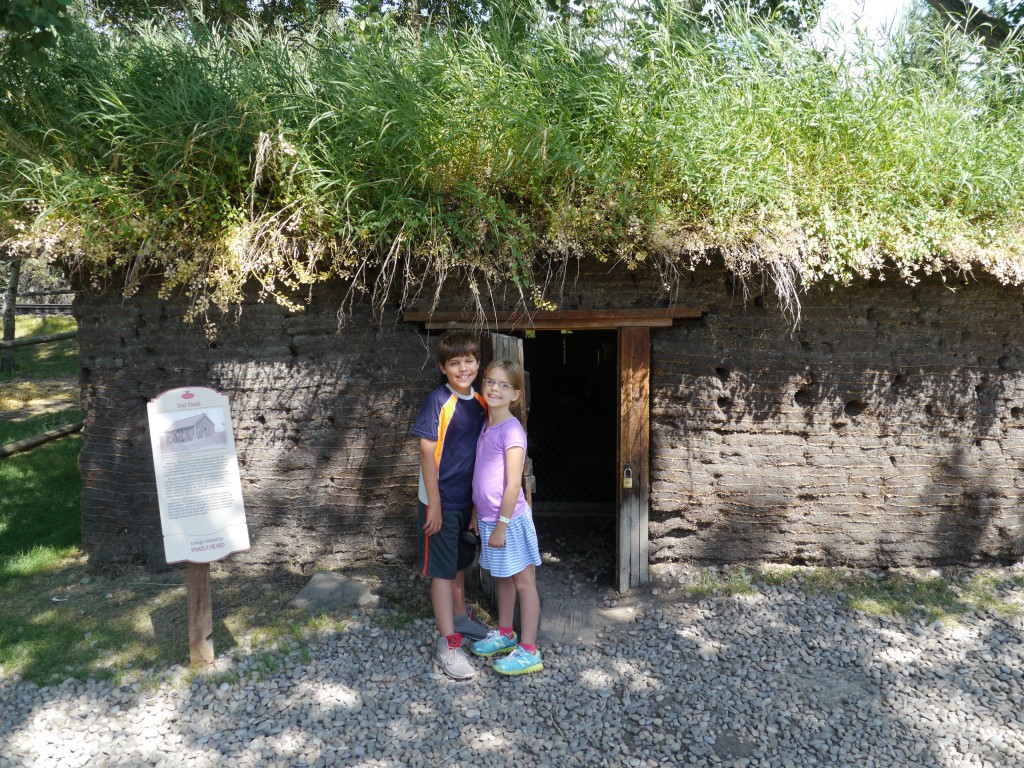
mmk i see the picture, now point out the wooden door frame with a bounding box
[406,308,697,592]
[617,327,649,592]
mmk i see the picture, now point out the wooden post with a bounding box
[1,257,21,373]
[617,326,650,593]
[186,562,215,667]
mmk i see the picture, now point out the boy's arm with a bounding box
[419,438,443,536]
[487,445,524,549]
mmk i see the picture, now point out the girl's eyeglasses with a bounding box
[483,378,514,391]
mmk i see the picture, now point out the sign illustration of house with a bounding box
[166,413,216,445]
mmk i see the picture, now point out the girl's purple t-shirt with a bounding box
[472,417,529,523]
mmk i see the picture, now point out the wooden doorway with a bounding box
[523,330,616,521]
[406,309,697,591]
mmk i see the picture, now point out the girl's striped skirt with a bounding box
[478,507,542,577]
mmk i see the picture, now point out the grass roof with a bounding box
[2,4,1023,321]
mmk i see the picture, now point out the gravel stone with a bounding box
[3,554,1024,767]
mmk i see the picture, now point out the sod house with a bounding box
[164,413,216,445]
[6,3,1024,590]
[73,256,1024,590]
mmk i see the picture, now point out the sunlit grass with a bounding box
[674,564,1024,626]
[0,557,329,685]
[756,566,1024,625]
[679,565,758,598]
[0,408,84,444]
[0,545,81,579]
[0,436,82,583]
[843,573,962,622]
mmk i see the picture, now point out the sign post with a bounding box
[147,387,250,667]
[186,562,215,666]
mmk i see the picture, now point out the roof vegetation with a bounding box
[2,3,1023,321]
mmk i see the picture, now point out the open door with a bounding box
[410,312,669,594]
[482,328,649,594]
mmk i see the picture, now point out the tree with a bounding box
[0,0,74,64]
[990,0,1024,27]
[84,0,342,30]
[80,0,514,32]
[0,257,21,374]
[696,0,824,34]
[925,0,1020,48]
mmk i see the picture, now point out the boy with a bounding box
[411,330,489,679]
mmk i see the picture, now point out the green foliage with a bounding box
[683,0,823,33]
[85,0,539,33]
[88,0,334,31]
[990,1,1024,28]
[1,1,1023,320]
[0,0,74,65]
[0,256,68,296]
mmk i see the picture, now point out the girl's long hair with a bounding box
[485,358,526,421]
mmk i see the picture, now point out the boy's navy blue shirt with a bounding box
[411,383,487,510]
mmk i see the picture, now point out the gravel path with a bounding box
[2,559,1023,768]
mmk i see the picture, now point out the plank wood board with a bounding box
[405,308,702,331]
[186,562,215,667]
[538,597,597,645]
[618,326,651,592]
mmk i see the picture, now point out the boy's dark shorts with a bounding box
[416,503,479,579]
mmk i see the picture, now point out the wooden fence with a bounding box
[14,289,75,315]
[0,328,83,459]
[0,330,77,349]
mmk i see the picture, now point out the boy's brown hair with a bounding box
[435,330,480,365]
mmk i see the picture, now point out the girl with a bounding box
[470,359,544,675]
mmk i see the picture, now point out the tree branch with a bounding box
[925,0,1011,49]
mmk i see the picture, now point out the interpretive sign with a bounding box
[147,387,250,564]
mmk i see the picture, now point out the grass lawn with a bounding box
[1,315,83,578]
[1,315,82,436]
[1,315,79,381]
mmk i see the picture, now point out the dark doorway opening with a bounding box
[524,329,617,591]
[524,330,617,517]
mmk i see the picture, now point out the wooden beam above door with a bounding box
[403,308,702,331]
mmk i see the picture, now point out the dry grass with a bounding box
[0,379,79,419]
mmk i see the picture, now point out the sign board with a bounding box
[147,387,250,564]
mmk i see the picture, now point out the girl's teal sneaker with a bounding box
[471,630,518,658]
[493,646,543,675]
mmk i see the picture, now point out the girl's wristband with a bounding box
[498,515,512,525]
